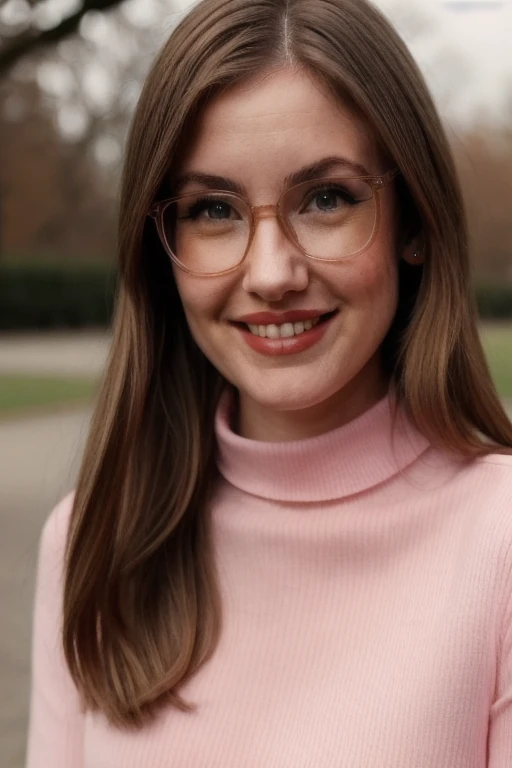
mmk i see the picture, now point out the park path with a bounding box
[0,331,110,376]
[0,332,110,768]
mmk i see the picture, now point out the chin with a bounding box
[240,379,345,413]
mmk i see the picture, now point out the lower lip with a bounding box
[233,314,337,356]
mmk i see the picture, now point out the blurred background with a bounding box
[0,0,511,765]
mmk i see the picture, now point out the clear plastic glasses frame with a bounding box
[148,168,399,277]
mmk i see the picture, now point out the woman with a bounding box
[27,0,512,765]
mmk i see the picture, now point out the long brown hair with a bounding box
[63,0,512,729]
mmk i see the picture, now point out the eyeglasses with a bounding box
[149,168,399,276]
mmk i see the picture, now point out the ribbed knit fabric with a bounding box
[26,387,512,768]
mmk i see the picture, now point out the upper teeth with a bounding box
[247,318,321,338]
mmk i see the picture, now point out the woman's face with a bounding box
[171,68,408,440]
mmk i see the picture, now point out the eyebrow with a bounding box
[172,155,372,196]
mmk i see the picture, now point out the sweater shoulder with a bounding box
[474,451,512,495]
[421,447,512,497]
[462,451,512,509]
[477,451,512,470]
[39,490,76,571]
[462,453,512,568]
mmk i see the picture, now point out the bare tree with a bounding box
[0,0,176,258]
[0,0,128,76]
[0,77,117,258]
[453,126,512,281]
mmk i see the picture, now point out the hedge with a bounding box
[474,283,512,321]
[0,263,511,329]
[0,262,117,330]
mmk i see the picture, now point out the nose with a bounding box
[241,215,309,302]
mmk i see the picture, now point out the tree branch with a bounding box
[0,0,126,77]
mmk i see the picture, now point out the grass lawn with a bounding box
[479,323,512,400]
[0,374,97,418]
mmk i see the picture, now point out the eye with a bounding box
[302,185,357,214]
[312,190,342,211]
[205,201,233,220]
[180,197,239,221]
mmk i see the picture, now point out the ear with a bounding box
[393,176,424,266]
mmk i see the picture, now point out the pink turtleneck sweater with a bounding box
[27,389,512,767]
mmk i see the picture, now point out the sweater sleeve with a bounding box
[26,492,85,768]
[488,539,512,766]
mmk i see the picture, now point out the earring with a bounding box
[402,248,423,265]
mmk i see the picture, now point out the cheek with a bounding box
[172,270,234,336]
[338,245,399,314]
[351,192,401,308]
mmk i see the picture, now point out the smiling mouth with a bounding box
[231,310,338,339]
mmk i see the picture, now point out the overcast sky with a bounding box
[380,0,512,122]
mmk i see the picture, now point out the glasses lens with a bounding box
[283,177,376,259]
[161,192,250,274]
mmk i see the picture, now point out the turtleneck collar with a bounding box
[214,386,431,502]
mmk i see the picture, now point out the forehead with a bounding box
[176,68,383,195]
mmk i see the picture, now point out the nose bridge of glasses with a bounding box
[251,203,280,222]
[245,202,302,261]
[248,203,296,251]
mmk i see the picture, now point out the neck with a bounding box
[235,368,390,442]
[215,381,430,502]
